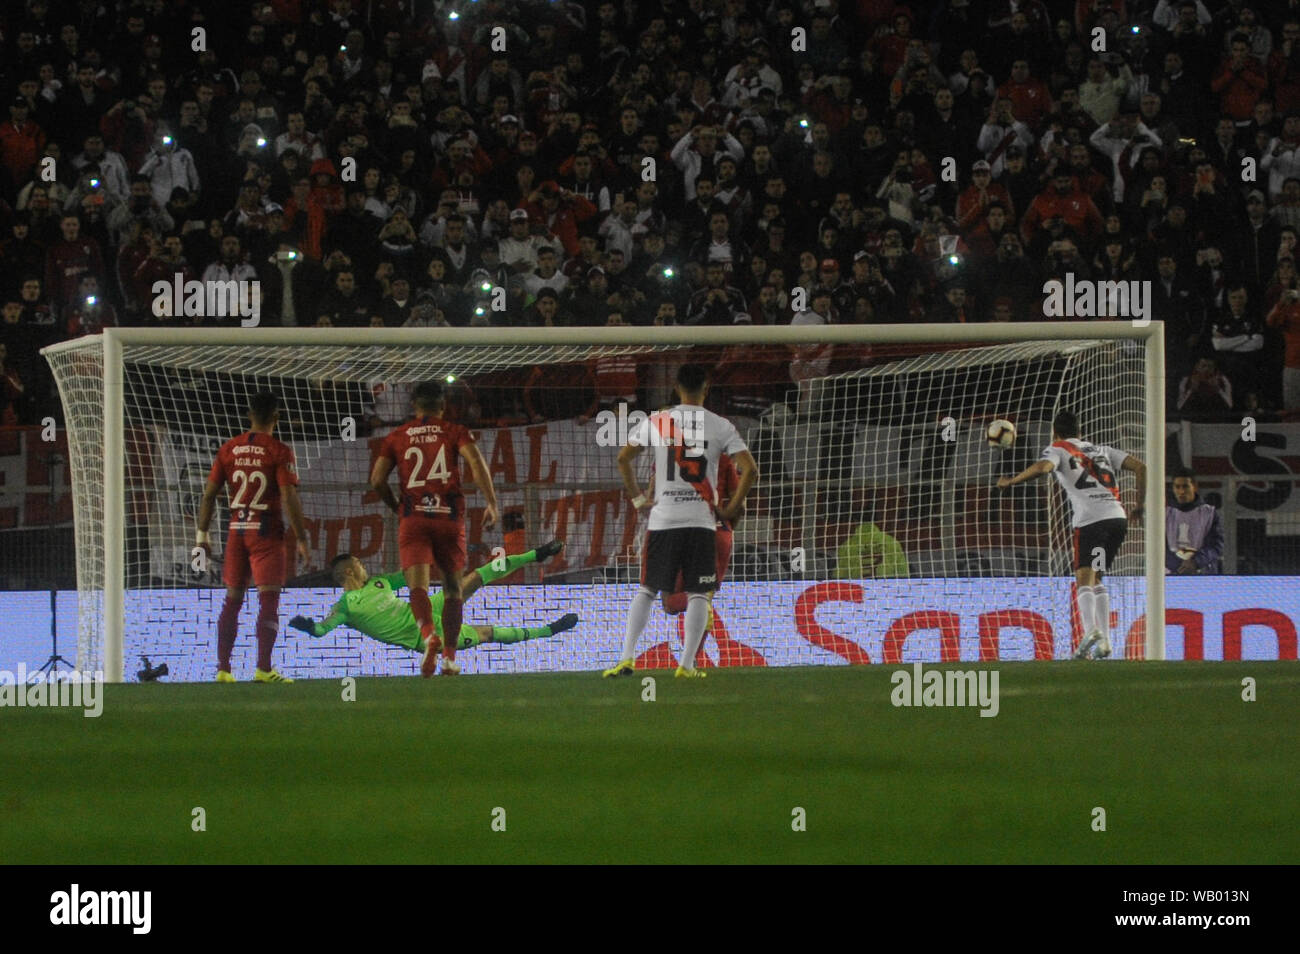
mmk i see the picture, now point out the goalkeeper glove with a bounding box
[289,615,317,637]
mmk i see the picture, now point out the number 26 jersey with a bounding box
[1041,438,1129,528]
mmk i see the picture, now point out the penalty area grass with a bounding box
[1,662,1296,864]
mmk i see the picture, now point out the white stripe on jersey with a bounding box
[628,404,748,531]
[1041,438,1128,528]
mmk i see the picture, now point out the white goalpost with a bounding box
[44,322,1165,682]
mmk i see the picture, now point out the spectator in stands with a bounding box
[1177,356,1234,412]
[317,265,375,327]
[64,274,117,337]
[1265,285,1300,408]
[1212,35,1268,122]
[686,261,746,326]
[1211,282,1265,396]
[44,213,105,315]
[1020,171,1104,253]
[956,160,1014,232]
[0,340,26,426]
[1166,466,1225,574]
[137,130,200,209]
[0,96,46,194]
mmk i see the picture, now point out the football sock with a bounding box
[216,594,241,672]
[255,589,281,671]
[476,550,536,585]
[620,586,655,661]
[441,596,463,659]
[1076,585,1097,634]
[681,594,711,670]
[1094,584,1111,635]
[410,586,433,629]
[490,624,552,644]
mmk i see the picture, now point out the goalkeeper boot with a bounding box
[253,668,294,683]
[536,538,565,562]
[439,657,462,677]
[549,612,579,634]
[602,659,635,678]
[419,623,442,678]
[215,670,236,684]
[1093,633,1113,659]
[1073,632,1102,660]
[674,666,707,679]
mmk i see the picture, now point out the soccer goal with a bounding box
[43,322,1164,681]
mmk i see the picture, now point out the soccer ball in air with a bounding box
[987,419,1017,449]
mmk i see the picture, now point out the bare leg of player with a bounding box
[406,564,439,676]
[216,585,246,674]
[458,568,485,601]
[439,566,464,673]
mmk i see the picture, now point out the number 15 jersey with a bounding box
[1041,438,1129,527]
[378,414,474,522]
[629,405,748,532]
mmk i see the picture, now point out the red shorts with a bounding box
[399,516,466,576]
[224,530,295,588]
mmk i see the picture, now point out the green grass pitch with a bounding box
[2,663,1297,864]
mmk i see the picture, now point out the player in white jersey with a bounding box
[603,364,759,679]
[997,410,1147,659]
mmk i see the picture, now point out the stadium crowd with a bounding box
[3,0,1300,429]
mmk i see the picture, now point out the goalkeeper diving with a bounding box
[289,539,577,672]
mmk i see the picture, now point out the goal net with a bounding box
[43,324,1164,681]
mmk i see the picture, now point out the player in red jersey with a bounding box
[197,391,310,683]
[370,381,499,677]
[659,452,741,664]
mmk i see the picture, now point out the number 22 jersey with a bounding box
[209,431,299,538]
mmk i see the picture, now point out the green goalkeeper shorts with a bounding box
[414,624,481,653]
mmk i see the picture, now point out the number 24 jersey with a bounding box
[378,415,474,521]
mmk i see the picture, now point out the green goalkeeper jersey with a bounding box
[312,572,436,651]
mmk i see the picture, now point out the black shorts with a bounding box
[1073,517,1127,573]
[642,527,718,594]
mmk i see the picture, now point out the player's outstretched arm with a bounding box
[290,606,348,638]
[1121,454,1147,524]
[997,459,1054,490]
